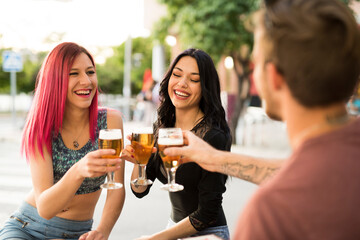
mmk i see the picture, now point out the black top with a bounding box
[132,126,231,231]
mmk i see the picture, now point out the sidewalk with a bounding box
[0,115,291,239]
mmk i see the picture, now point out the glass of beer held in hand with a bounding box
[98,129,123,189]
[158,128,184,192]
[131,128,155,186]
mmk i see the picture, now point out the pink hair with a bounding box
[21,42,98,162]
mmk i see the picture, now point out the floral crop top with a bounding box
[52,108,107,195]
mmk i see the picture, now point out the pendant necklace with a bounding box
[72,123,88,149]
[73,140,80,149]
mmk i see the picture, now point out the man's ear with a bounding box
[265,62,285,91]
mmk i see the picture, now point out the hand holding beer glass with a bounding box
[131,128,155,186]
[98,129,123,189]
[158,128,184,192]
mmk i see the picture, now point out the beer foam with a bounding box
[132,127,153,134]
[158,137,183,145]
[99,129,122,140]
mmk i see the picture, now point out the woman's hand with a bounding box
[79,230,106,240]
[75,149,122,178]
[121,134,156,165]
[121,141,137,164]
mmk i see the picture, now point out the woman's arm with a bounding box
[29,144,120,220]
[85,109,126,239]
[136,217,197,240]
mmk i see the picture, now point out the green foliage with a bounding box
[155,0,359,62]
[17,57,42,93]
[97,36,155,95]
[155,0,260,62]
[97,45,124,94]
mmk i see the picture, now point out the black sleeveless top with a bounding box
[132,125,231,231]
[52,109,107,195]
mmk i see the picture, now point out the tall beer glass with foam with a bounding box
[158,128,184,192]
[98,129,123,189]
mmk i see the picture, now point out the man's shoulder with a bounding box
[234,184,298,239]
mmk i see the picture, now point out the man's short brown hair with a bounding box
[258,0,360,107]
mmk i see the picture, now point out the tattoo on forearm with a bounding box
[222,161,279,184]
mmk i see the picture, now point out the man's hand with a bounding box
[164,130,219,172]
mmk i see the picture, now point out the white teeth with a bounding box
[175,90,189,97]
[75,90,90,95]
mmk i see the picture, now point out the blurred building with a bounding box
[351,1,360,23]
[143,0,167,31]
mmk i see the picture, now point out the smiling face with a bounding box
[66,52,97,110]
[168,56,202,111]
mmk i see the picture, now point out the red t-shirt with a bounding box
[234,118,360,240]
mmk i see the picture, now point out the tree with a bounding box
[97,36,159,95]
[153,0,360,143]
[153,0,260,143]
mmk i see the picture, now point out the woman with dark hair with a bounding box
[123,48,231,240]
[0,42,125,240]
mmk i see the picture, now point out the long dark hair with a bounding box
[154,48,231,140]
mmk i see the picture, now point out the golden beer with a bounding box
[99,129,123,165]
[131,132,154,165]
[99,139,123,158]
[98,129,123,189]
[158,144,183,169]
[158,128,184,192]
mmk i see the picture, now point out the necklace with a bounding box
[192,110,203,128]
[73,123,88,148]
[62,122,88,149]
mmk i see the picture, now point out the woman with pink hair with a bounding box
[0,42,125,240]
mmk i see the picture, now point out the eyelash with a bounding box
[69,71,95,76]
[172,73,200,83]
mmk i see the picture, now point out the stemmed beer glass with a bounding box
[131,128,155,186]
[158,128,184,192]
[98,129,123,189]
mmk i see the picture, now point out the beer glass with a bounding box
[131,128,155,186]
[98,129,123,189]
[158,128,184,192]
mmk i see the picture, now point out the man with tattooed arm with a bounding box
[165,0,360,239]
